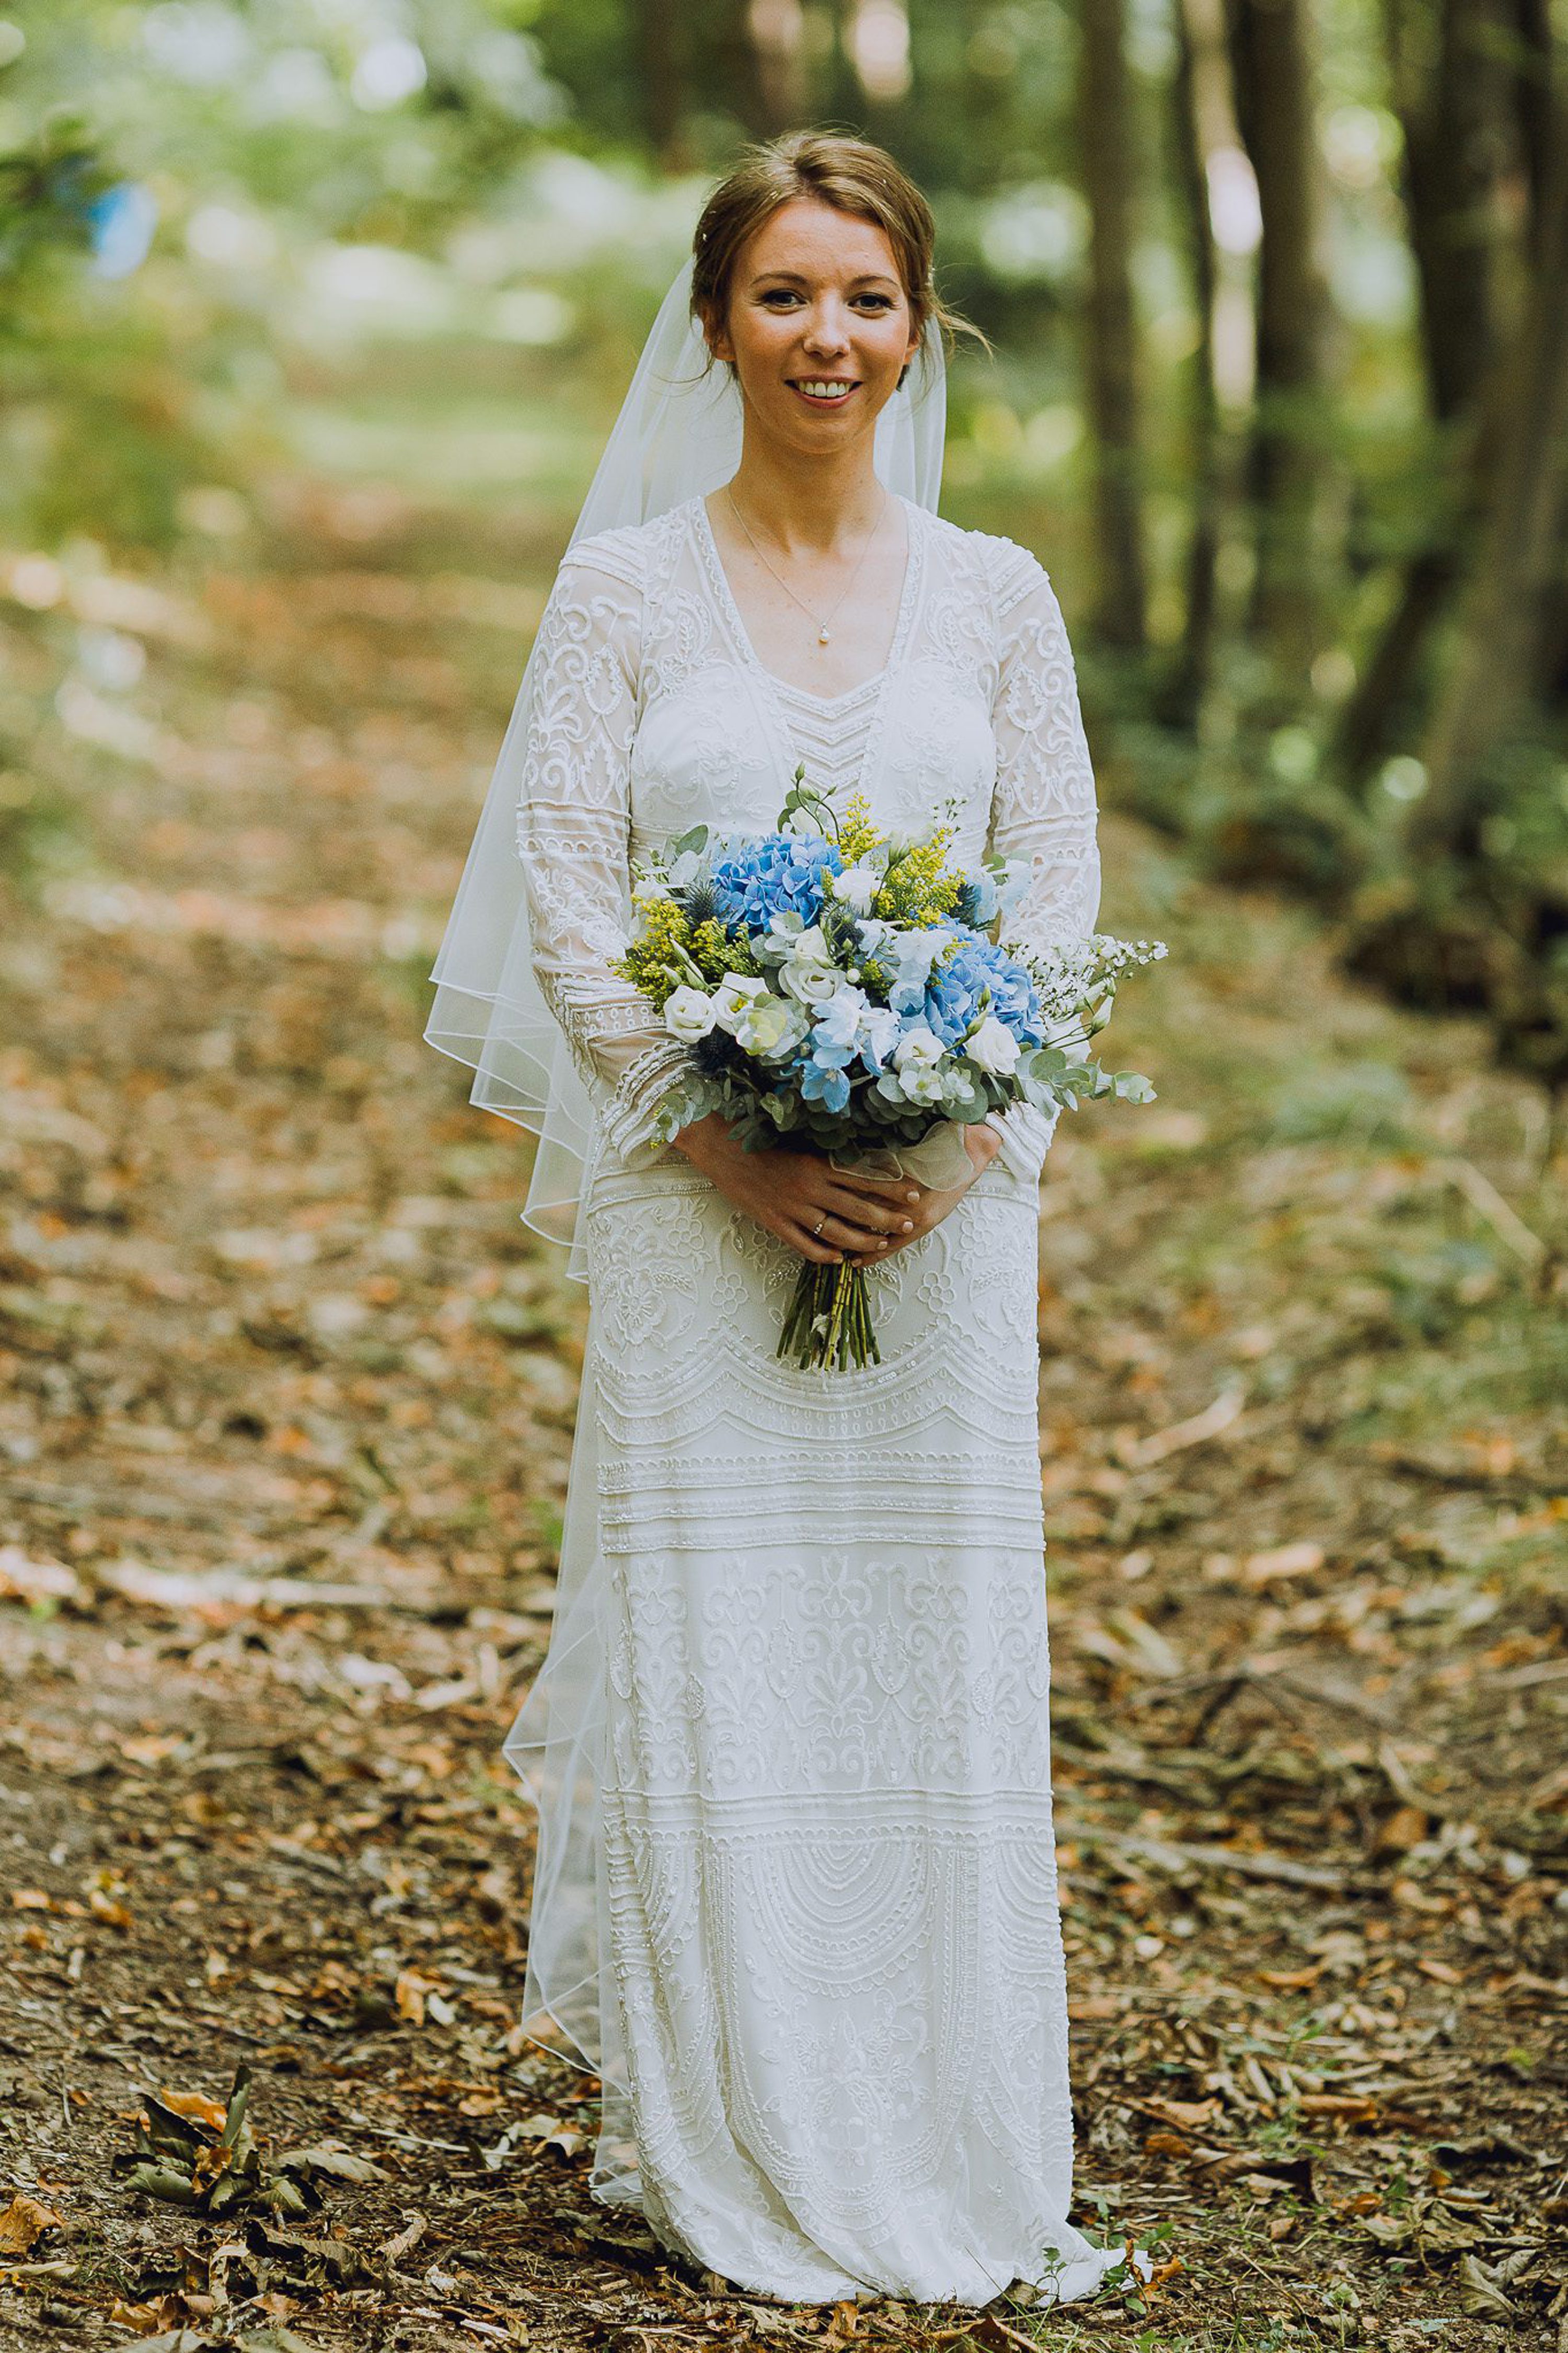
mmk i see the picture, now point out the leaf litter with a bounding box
[2,376,1565,2350]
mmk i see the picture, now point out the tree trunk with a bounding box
[1078,0,1150,652]
[1508,0,1554,259]
[1159,0,1230,724]
[1330,0,1520,791]
[1399,0,1515,422]
[745,0,811,132]
[1413,88,1568,855]
[1223,0,1334,669]
[635,0,688,170]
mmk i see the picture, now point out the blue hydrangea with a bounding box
[891,931,1044,1050]
[947,934,1043,1040]
[710,833,845,932]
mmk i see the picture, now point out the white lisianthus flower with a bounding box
[734,993,808,1058]
[663,984,718,1041]
[632,877,674,906]
[891,1022,949,1105]
[710,973,768,1033]
[966,1014,1021,1075]
[829,864,880,916]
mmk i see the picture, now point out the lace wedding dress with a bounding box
[504,492,1127,2308]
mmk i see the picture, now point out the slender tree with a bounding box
[1078,0,1150,652]
[1413,84,1568,857]
[1223,0,1334,669]
[1332,0,1522,790]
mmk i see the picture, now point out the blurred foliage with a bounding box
[2,0,1566,1100]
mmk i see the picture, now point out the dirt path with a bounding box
[2,418,1565,2350]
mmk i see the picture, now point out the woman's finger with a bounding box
[821,1184,915,1235]
[811,1209,893,1252]
[828,1168,924,1202]
[782,1220,845,1265]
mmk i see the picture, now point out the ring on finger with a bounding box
[812,1214,826,1237]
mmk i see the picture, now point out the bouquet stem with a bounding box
[777,1258,882,1372]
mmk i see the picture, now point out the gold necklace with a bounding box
[724,486,889,647]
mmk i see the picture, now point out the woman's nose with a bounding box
[801,305,851,355]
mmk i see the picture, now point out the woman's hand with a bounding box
[844,1123,1003,1267]
[670,1111,923,1265]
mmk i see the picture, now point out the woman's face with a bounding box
[708,197,922,461]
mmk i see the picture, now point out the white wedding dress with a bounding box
[503,492,1129,2307]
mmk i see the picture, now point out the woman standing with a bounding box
[426,131,1142,2310]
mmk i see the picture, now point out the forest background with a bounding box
[2,3,1567,2350]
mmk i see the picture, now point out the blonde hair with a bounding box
[690,130,979,375]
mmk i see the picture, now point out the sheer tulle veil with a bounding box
[422,255,948,1281]
[421,255,949,2109]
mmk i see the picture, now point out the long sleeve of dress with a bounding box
[982,544,1102,1182]
[514,546,691,1162]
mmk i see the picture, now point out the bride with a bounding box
[425,129,1146,2310]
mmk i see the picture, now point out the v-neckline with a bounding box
[691,491,924,711]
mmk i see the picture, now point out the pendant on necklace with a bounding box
[817,627,831,645]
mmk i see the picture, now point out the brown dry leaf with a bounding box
[1375,1803,1431,1852]
[1297,2093,1379,2125]
[158,2088,228,2131]
[1140,2095,1221,2132]
[1258,1966,1321,1990]
[379,2212,428,2264]
[0,2190,64,2255]
[394,1968,441,2025]
[10,1889,53,1912]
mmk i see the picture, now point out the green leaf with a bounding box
[123,2163,202,2206]
[278,2144,386,2183]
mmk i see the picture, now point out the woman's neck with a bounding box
[724,432,887,555]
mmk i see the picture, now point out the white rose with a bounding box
[966,1015,1021,1075]
[779,957,843,1005]
[711,973,768,1034]
[829,864,880,916]
[893,1023,944,1071]
[663,985,718,1041]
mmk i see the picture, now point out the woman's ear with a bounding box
[699,303,734,371]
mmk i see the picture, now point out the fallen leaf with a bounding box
[1457,2253,1518,2318]
[0,2191,63,2255]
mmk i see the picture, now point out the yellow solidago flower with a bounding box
[690,917,757,983]
[874,828,961,927]
[837,793,882,865]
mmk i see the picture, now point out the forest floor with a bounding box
[2,344,1567,2353]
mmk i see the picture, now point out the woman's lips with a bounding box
[789,380,859,407]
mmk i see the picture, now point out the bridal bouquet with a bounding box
[613,772,1165,1371]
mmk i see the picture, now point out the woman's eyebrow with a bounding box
[747,269,901,290]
